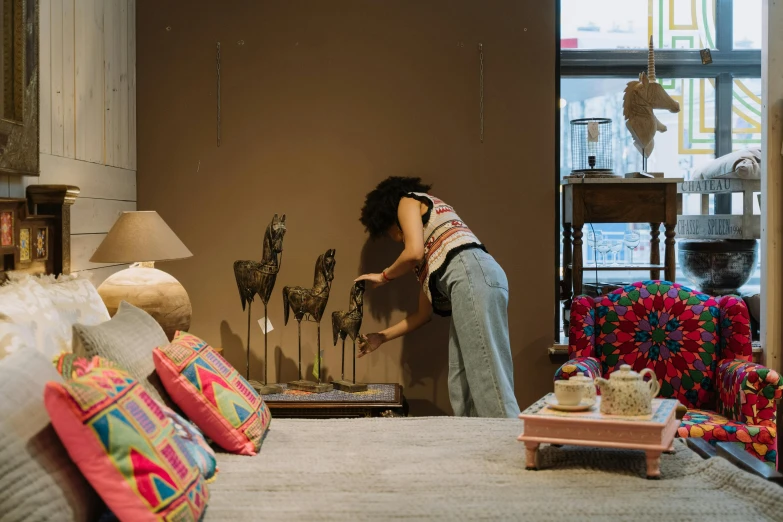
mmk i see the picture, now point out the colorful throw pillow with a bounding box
[54,353,218,482]
[163,406,218,482]
[44,363,209,520]
[73,301,173,408]
[153,332,271,456]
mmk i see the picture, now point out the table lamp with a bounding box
[90,211,193,340]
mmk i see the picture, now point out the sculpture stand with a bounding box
[288,319,333,393]
[256,303,282,395]
[244,302,282,395]
[331,337,367,392]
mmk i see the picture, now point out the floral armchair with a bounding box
[555,280,783,466]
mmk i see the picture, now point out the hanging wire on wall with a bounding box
[216,42,222,147]
[478,43,484,143]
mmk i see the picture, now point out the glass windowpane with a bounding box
[561,0,716,50]
[733,0,762,49]
[732,78,762,151]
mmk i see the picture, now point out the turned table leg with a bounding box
[572,225,583,297]
[664,223,676,282]
[645,450,662,479]
[649,223,661,281]
[562,223,573,330]
[525,442,540,470]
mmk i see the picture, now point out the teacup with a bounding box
[554,380,584,406]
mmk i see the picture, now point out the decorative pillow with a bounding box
[73,301,172,408]
[0,349,100,521]
[691,146,761,180]
[54,353,218,482]
[44,364,209,521]
[154,332,271,455]
[0,278,70,360]
[163,406,218,482]
[38,276,110,331]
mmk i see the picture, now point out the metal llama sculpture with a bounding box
[330,280,367,392]
[233,214,286,394]
[282,248,336,391]
[623,36,680,172]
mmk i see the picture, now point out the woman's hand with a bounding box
[355,273,387,288]
[357,333,385,358]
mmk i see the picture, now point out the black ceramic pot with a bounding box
[678,239,758,295]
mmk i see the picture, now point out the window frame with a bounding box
[554,0,761,339]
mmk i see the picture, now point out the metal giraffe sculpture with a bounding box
[331,280,368,392]
[233,214,286,394]
[623,36,680,172]
[282,248,336,393]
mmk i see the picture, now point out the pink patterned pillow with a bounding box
[153,331,271,456]
[44,364,209,521]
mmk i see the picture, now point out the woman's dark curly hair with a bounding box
[360,176,432,239]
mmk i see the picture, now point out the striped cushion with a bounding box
[0,349,99,521]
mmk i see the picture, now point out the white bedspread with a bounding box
[206,417,782,521]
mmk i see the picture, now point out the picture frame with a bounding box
[33,226,47,260]
[18,227,30,262]
[0,210,13,247]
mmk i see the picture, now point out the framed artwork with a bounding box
[34,227,48,260]
[0,211,13,247]
[19,228,31,262]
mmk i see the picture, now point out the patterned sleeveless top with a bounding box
[407,193,484,316]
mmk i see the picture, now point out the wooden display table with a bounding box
[262,383,405,419]
[518,394,679,479]
[561,177,682,303]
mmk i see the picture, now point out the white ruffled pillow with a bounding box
[0,278,69,359]
[691,146,761,180]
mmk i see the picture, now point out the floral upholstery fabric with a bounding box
[716,295,752,362]
[568,295,597,359]
[678,409,777,466]
[558,280,780,464]
[553,356,601,381]
[717,359,783,427]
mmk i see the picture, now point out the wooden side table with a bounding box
[262,383,406,419]
[562,178,682,304]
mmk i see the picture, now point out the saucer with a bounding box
[546,397,596,412]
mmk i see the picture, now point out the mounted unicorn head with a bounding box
[623,36,680,159]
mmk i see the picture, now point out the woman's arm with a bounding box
[355,198,426,287]
[357,287,433,357]
[383,198,425,279]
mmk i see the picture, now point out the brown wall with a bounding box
[137,0,557,415]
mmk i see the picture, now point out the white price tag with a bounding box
[587,121,600,142]
[258,317,274,334]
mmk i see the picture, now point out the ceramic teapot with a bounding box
[595,365,660,416]
[569,372,597,402]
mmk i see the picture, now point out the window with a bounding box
[558,0,762,335]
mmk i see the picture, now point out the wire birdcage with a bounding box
[570,118,613,174]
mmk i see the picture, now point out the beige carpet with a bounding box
[206,417,782,521]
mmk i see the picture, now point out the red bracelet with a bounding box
[382,270,391,283]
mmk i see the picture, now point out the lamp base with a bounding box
[97,266,192,340]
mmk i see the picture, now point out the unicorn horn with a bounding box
[648,35,656,82]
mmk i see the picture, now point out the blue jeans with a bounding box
[434,248,520,418]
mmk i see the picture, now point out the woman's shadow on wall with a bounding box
[359,237,450,416]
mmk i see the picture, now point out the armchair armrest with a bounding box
[554,357,602,381]
[716,359,783,426]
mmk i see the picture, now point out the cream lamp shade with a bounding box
[90,211,192,264]
[91,211,193,340]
